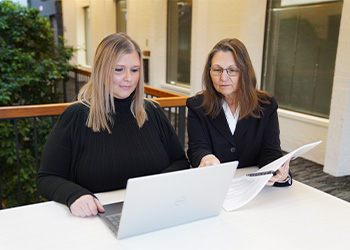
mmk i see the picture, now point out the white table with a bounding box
[1,169,350,250]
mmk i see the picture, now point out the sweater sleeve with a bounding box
[36,103,95,208]
[145,101,190,172]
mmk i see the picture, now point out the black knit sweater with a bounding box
[37,95,190,207]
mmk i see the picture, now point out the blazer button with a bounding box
[230,147,236,153]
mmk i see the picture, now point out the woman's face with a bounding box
[210,51,240,101]
[112,50,140,99]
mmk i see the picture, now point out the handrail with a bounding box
[0,103,71,119]
[153,96,188,107]
[0,83,188,119]
[0,96,188,119]
[74,67,91,76]
[144,85,184,98]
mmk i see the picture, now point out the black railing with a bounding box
[1,115,59,208]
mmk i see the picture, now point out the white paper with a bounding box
[223,174,271,211]
[223,140,322,212]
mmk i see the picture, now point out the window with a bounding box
[167,0,192,85]
[116,0,127,33]
[262,0,343,118]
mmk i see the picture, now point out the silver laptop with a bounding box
[98,161,238,239]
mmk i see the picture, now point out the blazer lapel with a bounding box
[234,116,252,142]
[209,111,236,146]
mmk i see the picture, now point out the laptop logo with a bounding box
[174,196,186,206]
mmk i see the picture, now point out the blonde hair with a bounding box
[78,33,147,133]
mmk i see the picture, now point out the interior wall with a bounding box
[190,0,267,96]
[62,0,116,69]
[126,0,151,51]
[278,110,328,165]
[63,0,267,93]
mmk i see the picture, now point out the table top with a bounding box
[1,169,350,250]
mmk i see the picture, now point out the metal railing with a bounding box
[0,68,188,209]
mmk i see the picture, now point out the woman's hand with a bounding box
[198,154,220,168]
[266,158,291,186]
[70,195,105,217]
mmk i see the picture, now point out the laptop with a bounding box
[98,161,238,239]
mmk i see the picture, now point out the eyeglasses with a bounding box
[210,67,240,77]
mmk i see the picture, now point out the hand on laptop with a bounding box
[70,195,105,217]
[198,154,220,168]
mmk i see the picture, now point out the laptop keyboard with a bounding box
[106,213,122,229]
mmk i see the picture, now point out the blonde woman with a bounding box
[37,33,189,217]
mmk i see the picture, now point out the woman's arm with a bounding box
[146,101,190,172]
[258,97,284,167]
[186,97,214,167]
[36,104,95,207]
[259,97,292,186]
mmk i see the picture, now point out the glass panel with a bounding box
[167,0,192,85]
[263,1,343,118]
[116,0,127,33]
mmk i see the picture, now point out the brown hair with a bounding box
[200,38,270,119]
[78,33,147,133]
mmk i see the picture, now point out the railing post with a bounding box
[63,78,67,103]
[14,119,22,206]
[75,69,79,96]
[174,107,178,132]
[33,118,40,202]
[0,165,2,209]
[178,106,186,149]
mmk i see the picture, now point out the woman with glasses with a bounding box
[37,33,189,217]
[186,38,291,186]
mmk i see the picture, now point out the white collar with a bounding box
[222,101,240,135]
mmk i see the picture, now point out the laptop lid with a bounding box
[117,161,238,239]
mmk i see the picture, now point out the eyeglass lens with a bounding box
[210,67,240,76]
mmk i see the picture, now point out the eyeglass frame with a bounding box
[209,66,240,77]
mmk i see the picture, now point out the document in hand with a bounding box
[223,140,322,212]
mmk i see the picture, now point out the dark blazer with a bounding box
[186,94,283,169]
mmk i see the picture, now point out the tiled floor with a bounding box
[291,157,350,203]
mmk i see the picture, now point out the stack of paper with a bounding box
[223,140,322,211]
